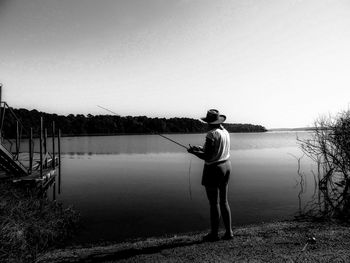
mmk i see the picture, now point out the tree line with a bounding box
[3,108,267,137]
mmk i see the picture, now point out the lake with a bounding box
[52,131,316,244]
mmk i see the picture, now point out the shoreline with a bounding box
[58,130,268,138]
[36,220,350,263]
[3,178,349,263]
[9,130,271,140]
[23,129,309,139]
[7,129,315,140]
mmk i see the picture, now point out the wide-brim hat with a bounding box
[201,109,226,124]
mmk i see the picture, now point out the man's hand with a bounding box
[188,145,203,154]
[187,146,194,154]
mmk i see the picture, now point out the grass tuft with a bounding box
[0,182,80,263]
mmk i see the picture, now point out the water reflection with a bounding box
[59,132,311,155]
[53,132,316,243]
[44,160,62,201]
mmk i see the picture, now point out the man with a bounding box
[188,109,233,241]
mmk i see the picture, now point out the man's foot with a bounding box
[222,232,233,240]
[202,233,220,242]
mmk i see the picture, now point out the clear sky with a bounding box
[1,0,350,128]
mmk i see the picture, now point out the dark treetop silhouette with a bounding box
[3,108,267,137]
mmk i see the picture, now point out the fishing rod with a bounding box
[97,105,189,150]
[97,105,120,116]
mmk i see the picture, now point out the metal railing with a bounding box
[0,84,60,177]
[0,100,34,175]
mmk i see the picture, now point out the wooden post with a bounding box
[53,177,56,201]
[52,121,55,168]
[16,121,19,159]
[29,128,33,174]
[44,128,48,168]
[0,105,5,143]
[58,129,61,166]
[58,129,61,194]
[0,84,2,141]
[40,117,43,177]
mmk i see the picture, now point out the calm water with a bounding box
[52,132,315,243]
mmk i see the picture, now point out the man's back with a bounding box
[204,126,230,165]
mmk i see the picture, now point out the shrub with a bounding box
[0,183,80,263]
[299,109,350,220]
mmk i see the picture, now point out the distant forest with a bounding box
[3,108,267,137]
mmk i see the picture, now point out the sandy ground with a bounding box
[36,221,350,263]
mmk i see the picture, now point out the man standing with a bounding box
[188,109,233,241]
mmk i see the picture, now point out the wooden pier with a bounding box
[0,84,61,193]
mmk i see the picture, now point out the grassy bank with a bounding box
[36,220,350,263]
[2,183,349,263]
[0,182,80,263]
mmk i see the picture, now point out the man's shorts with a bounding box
[201,160,231,187]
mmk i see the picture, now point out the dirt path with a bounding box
[36,221,350,263]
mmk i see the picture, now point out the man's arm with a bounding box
[188,137,215,161]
